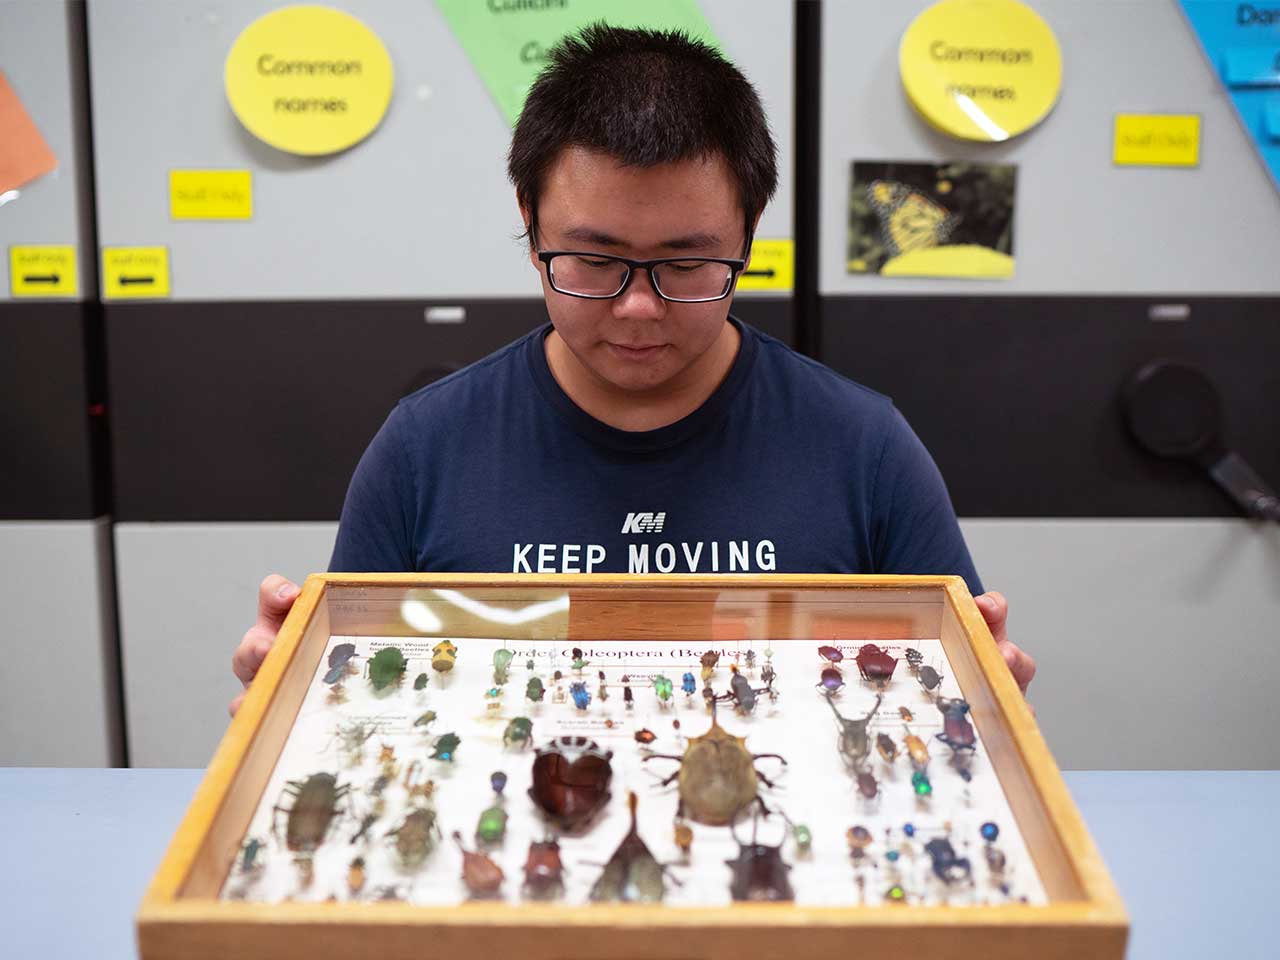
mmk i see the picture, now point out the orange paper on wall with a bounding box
[0,70,57,194]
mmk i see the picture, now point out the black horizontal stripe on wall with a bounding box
[105,297,793,522]
[0,301,103,519]
[821,295,1280,518]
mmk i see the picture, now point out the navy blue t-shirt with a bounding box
[330,318,982,594]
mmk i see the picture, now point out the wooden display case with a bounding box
[137,574,1127,959]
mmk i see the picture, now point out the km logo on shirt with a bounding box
[621,512,666,534]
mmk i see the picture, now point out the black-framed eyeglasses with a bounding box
[536,250,748,303]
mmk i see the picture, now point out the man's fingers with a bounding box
[232,627,274,686]
[257,574,300,632]
[1000,640,1036,693]
[228,690,246,718]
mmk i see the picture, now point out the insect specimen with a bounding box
[413,672,429,691]
[634,728,657,745]
[454,832,505,897]
[760,661,777,689]
[653,674,674,705]
[856,770,879,800]
[898,706,913,722]
[272,772,350,854]
[331,721,377,767]
[570,681,591,710]
[846,824,874,860]
[504,716,533,749]
[350,813,377,844]
[681,672,698,697]
[700,650,720,682]
[876,733,898,763]
[525,676,545,703]
[674,820,694,860]
[817,645,844,663]
[792,823,813,854]
[903,729,930,771]
[529,736,614,832]
[431,640,457,673]
[377,744,399,779]
[904,647,924,670]
[854,644,899,686]
[367,646,407,691]
[239,837,265,874]
[347,856,366,897]
[725,806,794,902]
[323,643,357,685]
[917,665,944,693]
[430,732,461,762]
[387,806,441,869]
[935,697,977,753]
[745,649,757,672]
[911,770,933,797]
[597,670,609,702]
[414,710,437,732]
[523,839,565,899]
[571,647,590,673]
[588,792,669,903]
[493,646,514,685]
[715,664,775,714]
[476,772,508,844]
[817,667,845,694]
[823,692,883,769]
[924,837,972,885]
[642,704,787,826]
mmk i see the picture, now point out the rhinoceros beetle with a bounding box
[823,692,882,769]
[642,702,786,825]
[725,803,793,901]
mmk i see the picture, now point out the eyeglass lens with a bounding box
[549,255,733,301]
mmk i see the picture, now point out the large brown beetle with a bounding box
[387,806,442,869]
[272,772,351,854]
[725,804,793,902]
[642,703,786,826]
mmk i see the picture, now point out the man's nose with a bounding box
[612,266,666,320]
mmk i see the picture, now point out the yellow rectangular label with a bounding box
[169,169,253,220]
[1113,114,1200,167]
[737,238,794,292]
[103,246,171,299]
[9,245,77,297]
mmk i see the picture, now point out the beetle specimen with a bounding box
[493,646,514,685]
[924,837,972,885]
[817,645,844,664]
[570,681,591,710]
[569,647,589,673]
[431,640,458,673]
[744,649,757,672]
[413,672,429,691]
[760,661,777,689]
[653,674,675,705]
[504,716,533,749]
[681,672,698,696]
[623,680,634,708]
[588,792,669,903]
[454,832,505,897]
[715,664,775,715]
[476,771,509,844]
[597,670,609,702]
[700,649,720,682]
[674,820,694,860]
[876,733,898,764]
[725,805,794,902]
[347,856,366,897]
[430,732,461,762]
[323,643,357,685]
[523,838,565,899]
[367,646,407,691]
[846,824,874,860]
[377,744,399,779]
[935,696,977,753]
[529,736,614,832]
[817,667,845,694]
[414,710,437,731]
[634,728,657,745]
[387,807,441,869]
[856,769,879,800]
[272,772,351,854]
[854,644,899,686]
[904,647,924,670]
[898,705,913,722]
[525,675,545,703]
[903,728,930,771]
[642,703,787,826]
[239,836,265,874]
[823,692,883,769]
[917,664,944,693]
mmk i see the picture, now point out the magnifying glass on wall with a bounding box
[1121,359,1280,523]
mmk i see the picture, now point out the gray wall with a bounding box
[820,0,1280,295]
[88,0,793,301]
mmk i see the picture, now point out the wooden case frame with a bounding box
[138,574,1127,959]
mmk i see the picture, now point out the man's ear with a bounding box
[744,210,763,269]
[519,201,537,268]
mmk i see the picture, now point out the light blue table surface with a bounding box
[2,769,1276,958]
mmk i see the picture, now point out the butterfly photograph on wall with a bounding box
[847,160,1017,279]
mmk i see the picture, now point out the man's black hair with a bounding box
[508,22,778,249]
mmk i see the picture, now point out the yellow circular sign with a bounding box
[899,0,1062,142]
[224,5,394,156]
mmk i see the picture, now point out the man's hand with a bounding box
[230,574,300,717]
[975,591,1035,695]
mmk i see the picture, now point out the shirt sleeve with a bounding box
[869,406,983,595]
[329,405,417,572]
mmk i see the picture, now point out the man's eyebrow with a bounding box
[560,226,724,251]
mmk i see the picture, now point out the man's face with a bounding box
[527,146,748,398]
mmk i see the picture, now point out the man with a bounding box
[231,25,1034,716]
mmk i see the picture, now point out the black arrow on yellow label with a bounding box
[23,273,61,284]
[743,268,776,278]
[118,275,156,286]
